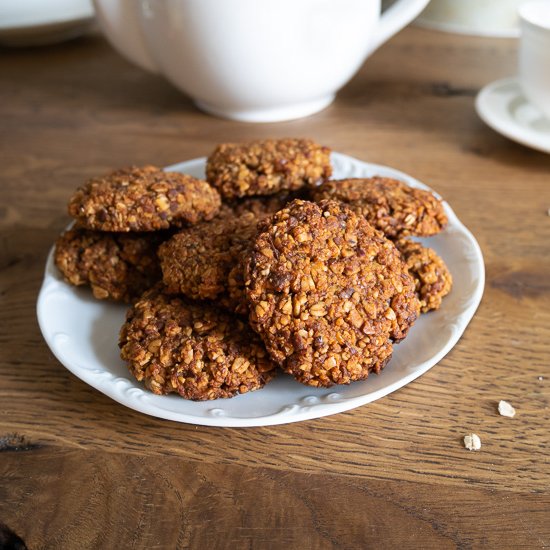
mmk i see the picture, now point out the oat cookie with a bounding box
[54,227,164,302]
[159,212,258,314]
[206,138,332,199]
[312,177,447,238]
[68,165,221,232]
[119,287,276,400]
[245,199,420,387]
[394,239,452,313]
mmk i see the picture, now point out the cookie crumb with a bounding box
[463,433,481,451]
[498,400,516,418]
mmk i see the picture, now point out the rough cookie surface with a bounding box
[395,239,453,313]
[312,177,447,238]
[68,166,221,232]
[54,227,164,302]
[206,138,332,199]
[159,212,259,314]
[119,287,276,400]
[245,200,420,387]
[225,191,297,219]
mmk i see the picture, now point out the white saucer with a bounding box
[475,77,550,154]
[0,0,94,47]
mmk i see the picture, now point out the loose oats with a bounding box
[464,433,481,451]
[498,400,516,418]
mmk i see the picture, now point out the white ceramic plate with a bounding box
[0,0,94,47]
[37,153,485,427]
[476,77,550,155]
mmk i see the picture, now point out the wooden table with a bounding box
[1,26,549,549]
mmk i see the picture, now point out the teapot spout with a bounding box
[92,0,158,73]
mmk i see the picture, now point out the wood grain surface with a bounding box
[1,27,549,549]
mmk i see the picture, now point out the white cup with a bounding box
[92,0,429,122]
[518,0,550,119]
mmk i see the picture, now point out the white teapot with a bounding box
[93,0,430,122]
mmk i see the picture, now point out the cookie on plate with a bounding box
[394,239,452,313]
[206,138,332,199]
[54,226,165,302]
[119,286,276,400]
[158,211,259,314]
[245,199,420,388]
[68,165,221,232]
[311,177,447,238]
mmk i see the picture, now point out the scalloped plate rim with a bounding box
[37,153,485,427]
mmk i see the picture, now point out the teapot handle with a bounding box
[370,0,431,55]
[92,0,158,73]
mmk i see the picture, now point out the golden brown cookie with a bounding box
[206,138,332,199]
[68,165,221,232]
[394,239,452,313]
[119,286,276,400]
[54,227,165,302]
[158,212,258,315]
[245,199,420,388]
[311,177,447,238]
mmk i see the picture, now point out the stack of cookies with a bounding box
[55,138,452,400]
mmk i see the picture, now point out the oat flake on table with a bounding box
[464,433,481,451]
[498,400,516,418]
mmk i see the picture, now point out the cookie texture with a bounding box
[68,166,221,232]
[206,138,332,199]
[54,227,164,302]
[245,199,420,387]
[119,287,276,400]
[159,212,258,314]
[311,177,447,238]
[395,239,453,313]
[225,191,298,219]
